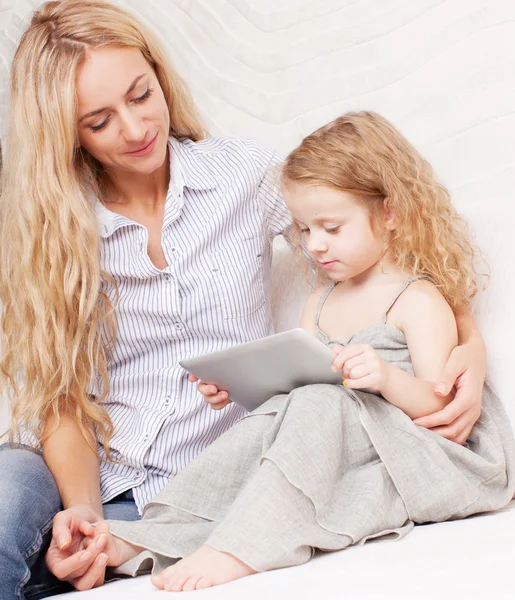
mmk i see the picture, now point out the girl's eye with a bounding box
[325,226,341,234]
[132,88,153,104]
[90,116,111,133]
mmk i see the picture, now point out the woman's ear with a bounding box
[383,197,396,230]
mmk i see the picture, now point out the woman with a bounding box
[0,1,486,597]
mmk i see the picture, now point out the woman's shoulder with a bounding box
[177,136,283,168]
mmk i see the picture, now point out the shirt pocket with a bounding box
[210,235,265,319]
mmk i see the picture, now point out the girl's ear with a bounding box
[383,197,396,230]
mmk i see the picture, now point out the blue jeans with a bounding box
[0,445,141,600]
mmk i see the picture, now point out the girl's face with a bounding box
[76,46,170,177]
[283,183,388,282]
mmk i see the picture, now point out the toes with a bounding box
[164,569,191,592]
[182,575,202,592]
[151,571,166,590]
[195,576,214,590]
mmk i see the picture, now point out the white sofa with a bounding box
[1,1,514,598]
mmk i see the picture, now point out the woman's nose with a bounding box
[120,109,147,143]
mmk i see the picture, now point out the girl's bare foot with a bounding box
[151,545,256,592]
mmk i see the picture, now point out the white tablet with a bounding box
[179,328,342,412]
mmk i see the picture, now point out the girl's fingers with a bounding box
[209,399,231,410]
[345,364,369,380]
[332,345,366,372]
[342,375,374,390]
[197,382,218,395]
[204,391,228,404]
[78,521,96,537]
[341,355,365,377]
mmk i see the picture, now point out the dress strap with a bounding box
[380,276,424,324]
[315,281,339,343]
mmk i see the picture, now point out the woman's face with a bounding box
[76,46,170,176]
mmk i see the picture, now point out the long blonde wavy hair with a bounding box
[281,111,485,310]
[0,0,207,452]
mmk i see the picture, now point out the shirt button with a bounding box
[164,395,171,406]
[170,247,177,254]
[174,322,183,330]
[143,433,150,442]
[134,471,142,481]
[164,274,172,282]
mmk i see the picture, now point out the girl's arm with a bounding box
[334,281,459,421]
[378,281,459,419]
[299,289,321,335]
[412,308,486,443]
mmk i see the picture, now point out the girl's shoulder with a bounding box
[389,277,455,331]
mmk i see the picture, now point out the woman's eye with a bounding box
[325,226,341,234]
[90,116,110,133]
[299,228,310,234]
[133,88,153,104]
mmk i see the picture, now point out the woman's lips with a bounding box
[125,133,158,157]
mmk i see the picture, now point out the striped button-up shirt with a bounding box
[93,136,291,512]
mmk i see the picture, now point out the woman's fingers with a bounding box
[73,553,109,591]
[421,410,475,444]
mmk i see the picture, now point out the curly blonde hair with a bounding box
[281,111,485,310]
[0,0,207,452]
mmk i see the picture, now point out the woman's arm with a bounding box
[42,411,109,589]
[42,413,102,518]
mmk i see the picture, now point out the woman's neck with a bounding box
[102,150,170,210]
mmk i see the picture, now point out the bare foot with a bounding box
[151,545,256,591]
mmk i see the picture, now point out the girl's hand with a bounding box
[187,374,232,410]
[332,344,390,391]
[413,341,485,444]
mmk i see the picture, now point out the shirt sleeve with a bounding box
[243,138,294,243]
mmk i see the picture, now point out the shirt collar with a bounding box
[168,137,218,191]
[93,137,217,238]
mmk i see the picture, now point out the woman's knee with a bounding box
[0,447,61,533]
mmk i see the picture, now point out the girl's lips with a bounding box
[125,133,158,157]
[320,260,339,268]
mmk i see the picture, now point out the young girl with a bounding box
[67,112,515,592]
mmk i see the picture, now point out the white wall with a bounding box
[1,0,514,436]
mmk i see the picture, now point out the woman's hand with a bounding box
[187,374,232,410]
[413,340,486,444]
[332,344,390,391]
[45,504,109,591]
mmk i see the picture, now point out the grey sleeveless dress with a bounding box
[109,278,515,576]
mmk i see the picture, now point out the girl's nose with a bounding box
[306,234,327,254]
